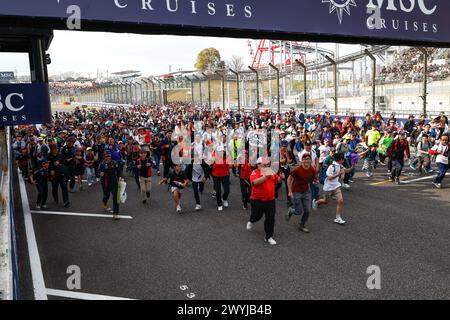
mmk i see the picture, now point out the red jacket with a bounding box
[212,163,230,177]
[239,163,253,180]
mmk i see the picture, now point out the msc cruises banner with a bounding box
[0,0,449,45]
[0,84,52,126]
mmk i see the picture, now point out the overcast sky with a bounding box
[0,30,361,78]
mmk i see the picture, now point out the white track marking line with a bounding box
[31,210,133,220]
[18,169,47,300]
[46,288,135,300]
[402,173,449,184]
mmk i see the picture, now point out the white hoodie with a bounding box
[432,143,449,165]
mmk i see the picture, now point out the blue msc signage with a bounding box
[0,0,449,45]
[0,72,15,81]
[0,84,52,126]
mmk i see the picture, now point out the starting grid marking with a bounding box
[19,169,136,300]
[46,288,135,300]
[30,210,133,220]
[370,173,449,186]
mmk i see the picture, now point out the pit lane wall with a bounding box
[0,127,19,300]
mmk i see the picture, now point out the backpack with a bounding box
[319,164,329,185]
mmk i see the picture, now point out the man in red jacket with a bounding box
[246,157,283,245]
[212,148,231,211]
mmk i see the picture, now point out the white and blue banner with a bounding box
[0,83,52,126]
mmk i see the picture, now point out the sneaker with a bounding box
[334,217,346,225]
[243,203,248,210]
[88,183,93,187]
[298,224,310,233]
[176,205,182,213]
[63,201,70,208]
[331,195,337,200]
[223,200,229,208]
[366,172,372,177]
[387,170,391,174]
[312,199,318,211]
[264,237,277,245]
[426,168,434,174]
[342,183,351,189]
[218,206,223,212]
[212,192,216,199]
[349,179,354,184]
[432,182,442,189]
[285,207,294,221]
[113,214,120,220]
[36,205,41,210]
[409,164,417,171]
[195,204,202,211]
[395,177,401,185]
[96,178,100,182]
[246,222,253,230]
[41,205,47,209]
[389,176,395,182]
[157,171,161,176]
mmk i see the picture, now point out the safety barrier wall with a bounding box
[0,127,19,300]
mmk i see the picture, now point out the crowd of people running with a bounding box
[13,103,449,245]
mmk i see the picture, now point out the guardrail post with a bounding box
[229,69,240,112]
[325,55,338,114]
[268,63,280,113]
[365,49,376,114]
[295,59,307,113]
[248,66,260,108]
[419,48,428,116]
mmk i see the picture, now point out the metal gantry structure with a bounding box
[73,45,438,115]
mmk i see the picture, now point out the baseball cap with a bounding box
[256,157,270,165]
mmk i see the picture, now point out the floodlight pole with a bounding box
[325,55,338,114]
[229,68,240,112]
[419,48,428,116]
[248,66,260,107]
[365,49,376,114]
[268,63,280,113]
[202,73,212,108]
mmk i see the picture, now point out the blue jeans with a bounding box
[85,167,95,185]
[310,182,319,201]
[293,192,310,225]
[433,163,449,184]
[153,154,161,172]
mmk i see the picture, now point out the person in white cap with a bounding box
[246,157,283,245]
